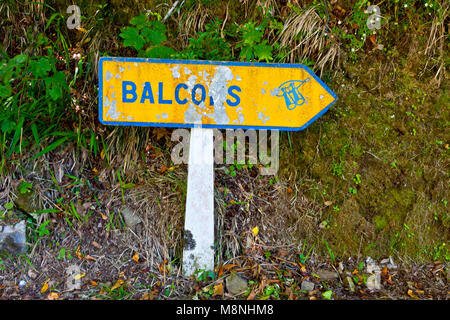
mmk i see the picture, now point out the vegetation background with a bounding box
[0,0,448,300]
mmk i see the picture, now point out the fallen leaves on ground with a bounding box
[111,279,125,291]
[47,292,59,300]
[218,264,236,277]
[213,282,224,296]
[133,252,139,263]
[41,279,50,293]
[407,289,419,299]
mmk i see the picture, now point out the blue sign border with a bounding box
[98,57,337,131]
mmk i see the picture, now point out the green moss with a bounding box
[279,36,449,262]
[373,215,388,232]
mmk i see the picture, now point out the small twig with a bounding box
[163,0,184,22]
[365,151,383,161]
[220,3,229,38]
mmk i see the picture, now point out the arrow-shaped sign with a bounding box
[99,57,337,130]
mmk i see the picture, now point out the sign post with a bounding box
[99,57,337,276]
[182,127,214,275]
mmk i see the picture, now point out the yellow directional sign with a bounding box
[99,57,337,131]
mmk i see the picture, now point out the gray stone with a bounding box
[301,280,315,291]
[226,274,248,295]
[316,269,338,281]
[0,220,27,255]
[27,269,37,280]
[120,207,142,231]
[345,276,355,293]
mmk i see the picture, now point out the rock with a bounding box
[301,280,315,291]
[14,191,39,216]
[316,269,338,281]
[27,269,37,280]
[226,274,248,295]
[345,276,355,293]
[0,221,27,255]
[338,262,344,273]
[119,207,142,231]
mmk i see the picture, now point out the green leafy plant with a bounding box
[263,284,281,299]
[18,181,33,194]
[0,48,71,165]
[225,164,237,177]
[57,248,73,260]
[178,19,232,61]
[36,220,51,237]
[195,269,216,282]
[119,14,174,58]
[322,290,333,300]
[237,21,273,62]
[324,240,336,263]
[97,282,131,300]
[358,261,365,271]
[430,242,449,262]
[117,169,136,204]
[4,202,13,211]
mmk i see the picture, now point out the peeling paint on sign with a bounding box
[99,57,337,130]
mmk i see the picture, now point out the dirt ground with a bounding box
[0,142,448,300]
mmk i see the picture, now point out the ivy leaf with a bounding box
[45,71,66,101]
[254,41,273,62]
[37,33,49,46]
[1,119,15,134]
[11,54,28,66]
[144,46,175,58]
[130,14,148,29]
[4,202,14,210]
[0,83,12,99]
[30,58,52,78]
[239,46,254,61]
[149,21,167,34]
[120,27,145,51]
[142,27,166,45]
[241,22,263,45]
